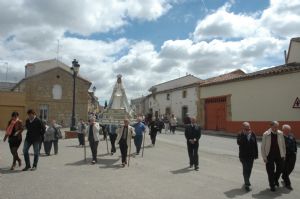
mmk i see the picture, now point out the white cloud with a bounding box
[193,3,269,41]
[0,0,174,37]
[0,0,299,103]
[260,0,300,37]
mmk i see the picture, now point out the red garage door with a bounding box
[205,97,226,131]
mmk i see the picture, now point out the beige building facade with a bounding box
[198,64,300,139]
[0,59,92,130]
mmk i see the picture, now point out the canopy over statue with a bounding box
[108,74,131,112]
[100,75,134,125]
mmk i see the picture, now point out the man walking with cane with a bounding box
[185,117,201,171]
[116,119,135,167]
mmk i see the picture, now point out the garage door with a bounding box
[205,97,226,131]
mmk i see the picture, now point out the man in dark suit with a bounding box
[22,109,46,171]
[282,124,297,190]
[185,117,201,171]
[237,122,258,191]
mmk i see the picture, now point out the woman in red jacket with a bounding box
[3,112,24,170]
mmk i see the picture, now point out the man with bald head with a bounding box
[237,122,258,191]
[184,117,201,171]
[281,124,297,190]
[261,121,286,192]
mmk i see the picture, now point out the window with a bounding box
[166,93,170,100]
[52,84,62,100]
[182,90,187,98]
[39,104,49,121]
[182,106,188,122]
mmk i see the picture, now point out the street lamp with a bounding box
[70,59,80,131]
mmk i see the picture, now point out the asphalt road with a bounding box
[0,130,299,199]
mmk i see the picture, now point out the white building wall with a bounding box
[287,39,300,63]
[148,86,198,123]
[200,72,300,121]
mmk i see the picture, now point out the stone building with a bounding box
[0,59,92,129]
[131,74,201,124]
[88,91,101,115]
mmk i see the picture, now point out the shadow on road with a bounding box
[170,166,192,174]
[252,188,291,199]
[224,187,247,198]
[0,167,23,175]
[65,159,92,166]
[98,158,121,169]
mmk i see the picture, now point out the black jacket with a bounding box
[185,124,201,143]
[284,134,297,155]
[149,120,160,133]
[237,131,258,159]
[25,117,46,143]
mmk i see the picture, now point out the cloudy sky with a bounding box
[0,0,299,104]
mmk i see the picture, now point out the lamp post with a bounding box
[70,59,80,131]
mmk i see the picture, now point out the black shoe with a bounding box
[189,164,193,168]
[245,186,251,192]
[270,187,276,192]
[30,166,37,171]
[22,166,30,171]
[195,166,199,171]
[286,185,293,190]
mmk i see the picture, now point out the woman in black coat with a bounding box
[237,122,258,191]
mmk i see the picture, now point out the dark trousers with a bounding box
[150,131,157,145]
[170,126,176,134]
[23,140,40,168]
[8,136,22,166]
[134,135,143,153]
[44,141,53,155]
[282,153,296,186]
[266,156,283,188]
[39,139,44,154]
[89,140,99,161]
[78,133,84,145]
[187,142,199,167]
[240,158,254,186]
[109,134,117,153]
[53,140,58,154]
[9,142,21,166]
[119,139,128,163]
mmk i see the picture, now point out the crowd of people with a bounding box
[2,109,297,193]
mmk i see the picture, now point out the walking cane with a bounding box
[128,131,132,167]
[84,133,87,162]
[142,130,146,158]
[105,133,109,154]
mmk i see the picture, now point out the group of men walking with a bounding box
[237,121,297,192]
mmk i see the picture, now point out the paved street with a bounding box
[0,130,299,199]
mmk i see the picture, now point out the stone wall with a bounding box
[0,91,26,129]
[15,67,90,126]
